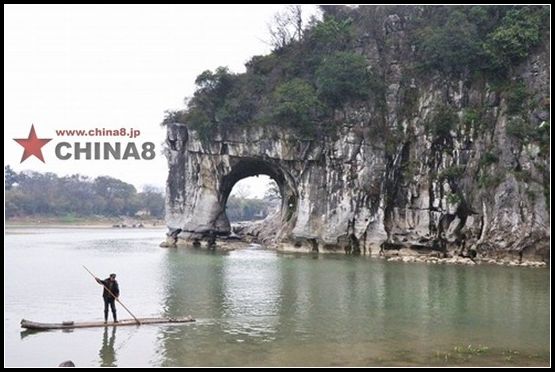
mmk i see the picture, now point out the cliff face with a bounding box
[165,6,549,261]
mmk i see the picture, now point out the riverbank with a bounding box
[6,216,164,228]
[229,219,549,268]
[380,249,548,268]
[162,237,549,269]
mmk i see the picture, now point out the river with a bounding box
[4,227,549,366]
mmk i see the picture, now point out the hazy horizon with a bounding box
[4,5,319,198]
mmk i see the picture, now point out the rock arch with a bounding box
[164,123,387,253]
[219,158,297,232]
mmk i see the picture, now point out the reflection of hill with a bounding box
[153,250,549,366]
[156,249,226,366]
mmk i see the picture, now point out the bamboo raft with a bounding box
[21,316,195,330]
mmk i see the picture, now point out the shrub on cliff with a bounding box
[307,16,354,54]
[163,5,549,141]
[484,6,549,69]
[414,6,549,77]
[269,78,321,135]
[414,9,483,75]
[426,105,458,139]
[180,67,236,138]
[315,51,372,110]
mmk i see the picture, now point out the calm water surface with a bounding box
[4,227,550,366]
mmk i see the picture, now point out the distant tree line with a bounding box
[225,180,280,222]
[226,196,277,222]
[4,166,165,219]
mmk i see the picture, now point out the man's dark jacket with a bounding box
[97,278,119,299]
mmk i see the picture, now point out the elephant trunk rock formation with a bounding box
[163,7,549,262]
[164,105,548,261]
[164,124,386,254]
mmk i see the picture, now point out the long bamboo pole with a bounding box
[83,266,141,325]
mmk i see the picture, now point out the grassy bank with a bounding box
[5,215,164,228]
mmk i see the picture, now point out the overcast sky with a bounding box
[4,5,319,197]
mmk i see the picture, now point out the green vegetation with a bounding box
[476,150,504,190]
[503,76,549,152]
[513,169,534,183]
[3,163,282,223]
[461,108,487,132]
[438,165,465,182]
[453,344,490,355]
[398,80,419,121]
[506,117,528,141]
[162,5,549,142]
[315,51,372,109]
[537,162,550,211]
[226,196,276,222]
[506,117,549,153]
[478,173,505,189]
[4,166,164,219]
[426,105,458,140]
[505,80,528,115]
[309,16,353,52]
[270,79,321,134]
[432,344,547,366]
[162,9,379,139]
[446,192,462,205]
[525,188,537,202]
[484,7,549,70]
[479,151,499,167]
[172,67,236,140]
[414,9,483,74]
[413,6,549,76]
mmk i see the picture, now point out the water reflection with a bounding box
[153,248,549,366]
[155,247,227,366]
[19,329,40,340]
[99,327,117,367]
[5,228,547,367]
[221,248,282,338]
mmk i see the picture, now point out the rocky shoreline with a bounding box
[380,249,547,268]
[160,233,548,268]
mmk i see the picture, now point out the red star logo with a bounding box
[13,124,52,163]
